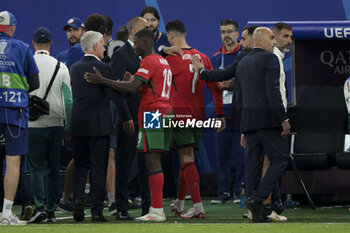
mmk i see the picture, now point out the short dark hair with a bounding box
[165,20,186,34]
[242,25,260,36]
[272,22,292,33]
[140,6,160,20]
[116,25,128,42]
[104,15,113,35]
[220,19,239,32]
[134,28,155,43]
[85,13,106,34]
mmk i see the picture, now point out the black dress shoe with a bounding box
[263,204,273,216]
[73,199,85,222]
[130,202,141,209]
[245,197,270,223]
[116,212,133,220]
[272,198,284,215]
[28,206,47,224]
[92,214,107,222]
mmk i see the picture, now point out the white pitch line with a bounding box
[56,215,92,220]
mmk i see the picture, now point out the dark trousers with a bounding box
[115,124,150,214]
[27,127,63,211]
[72,136,109,216]
[18,155,32,208]
[216,123,245,194]
[245,129,289,202]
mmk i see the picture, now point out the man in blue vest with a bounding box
[210,19,245,205]
[0,10,39,225]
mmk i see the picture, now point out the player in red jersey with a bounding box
[164,20,225,219]
[85,29,173,222]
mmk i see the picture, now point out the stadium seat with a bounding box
[335,134,350,170]
[335,152,350,169]
[290,86,347,171]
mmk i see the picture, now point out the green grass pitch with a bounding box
[1,198,350,233]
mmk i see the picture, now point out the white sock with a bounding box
[61,192,71,204]
[150,207,164,215]
[175,198,185,209]
[194,202,204,213]
[2,199,13,217]
[85,183,90,194]
[107,192,115,205]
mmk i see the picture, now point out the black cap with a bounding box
[33,27,51,43]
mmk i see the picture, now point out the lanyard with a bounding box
[155,31,162,43]
[219,53,224,69]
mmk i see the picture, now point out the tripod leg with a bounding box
[289,154,316,209]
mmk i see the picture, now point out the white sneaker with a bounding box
[135,207,166,222]
[0,213,27,225]
[267,210,287,221]
[246,210,252,220]
[180,208,205,219]
[170,201,183,216]
[233,199,241,204]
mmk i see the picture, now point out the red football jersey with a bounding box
[135,53,173,126]
[166,48,224,120]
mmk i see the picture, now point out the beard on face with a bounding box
[224,37,234,45]
[282,46,290,53]
[69,37,79,46]
[149,25,157,34]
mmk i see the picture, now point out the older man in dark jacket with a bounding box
[70,30,123,222]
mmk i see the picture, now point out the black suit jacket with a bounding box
[200,50,251,128]
[200,50,251,82]
[110,41,140,125]
[235,48,288,133]
[70,56,123,137]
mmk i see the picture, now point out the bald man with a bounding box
[235,27,290,223]
[109,16,151,220]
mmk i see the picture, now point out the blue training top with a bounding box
[154,30,170,53]
[0,32,39,128]
[65,43,84,69]
[210,44,241,118]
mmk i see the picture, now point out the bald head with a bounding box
[127,17,149,40]
[252,27,276,53]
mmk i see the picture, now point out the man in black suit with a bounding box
[191,25,259,83]
[109,16,150,220]
[235,27,290,223]
[69,30,123,222]
[191,25,258,129]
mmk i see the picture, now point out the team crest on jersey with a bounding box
[0,39,10,54]
[143,110,161,129]
[159,58,169,65]
[182,53,201,61]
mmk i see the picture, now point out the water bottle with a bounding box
[285,194,296,207]
[240,183,246,208]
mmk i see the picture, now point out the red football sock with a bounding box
[148,172,164,208]
[177,166,187,200]
[183,161,202,203]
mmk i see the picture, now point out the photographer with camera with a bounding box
[26,27,72,224]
